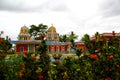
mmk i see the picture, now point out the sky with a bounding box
[0,0,120,40]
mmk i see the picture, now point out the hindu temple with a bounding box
[12,24,86,53]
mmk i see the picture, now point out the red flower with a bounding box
[107,55,114,59]
[31,55,36,59]
[21,63,25,67]
[116,64,120,68]
[57,61,62,65]
[109,68,112,72]
[90,54,98,60]
[20,69,24,73]
[38,75,44,80]
[104,77,112,80]
[23,50,28,55]
[19,73,24,78]
[66,78,69,80]
[0,38,2,43]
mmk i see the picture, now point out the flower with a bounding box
[66,78,69,80]
[38,75,44,80]
[53,54,62,59]
[20,69,24,73]
[19,73,24,78]
[57,61,62,65]
[21,63,25,67]
[90,54,98,60]
[31,54,36,59]
[116,63,120,68]
[0,38,2,43]
[53,61,62,65]
[109,68,112,72]
[23,50,28,55]
[36,67,42,73]
[104,77,112,80]
[107,55,114,59]
[63,72,67,77]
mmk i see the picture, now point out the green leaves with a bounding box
[0,38,12,54]
[29,23,48,40]
[75,48,82,57]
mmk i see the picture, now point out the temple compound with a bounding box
[13,25,86,53]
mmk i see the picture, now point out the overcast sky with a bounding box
[0,0,120,40]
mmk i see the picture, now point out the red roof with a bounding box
[90,33,120,41]
[103,33,120,37]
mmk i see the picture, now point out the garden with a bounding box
[0,32,120,80]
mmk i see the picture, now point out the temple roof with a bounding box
[11,40,41,44]
[90,32,120,41]
[102,33,120,37]
[48,24,56,32]
[21,25,29,30]
[11,40,85,45]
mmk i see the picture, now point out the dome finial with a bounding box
[51,24,53,27]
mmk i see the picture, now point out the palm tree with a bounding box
[29,23,48,40]
[68,31,78,43]
[95,32,99,39]
[59,34,69,42]
[81,34,91,53]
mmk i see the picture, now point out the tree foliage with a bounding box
[0,38,12,54]
[29,23,48,40]
[59,34,69,42]
[59,31,78,42]
[81,34,91,52]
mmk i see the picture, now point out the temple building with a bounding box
[18,25,31,40]
[46,24,59,41]
[89,31,120,53]
[14,25,40,53]
[12,24,86,53]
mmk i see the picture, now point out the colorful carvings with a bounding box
[46,24,59,41]
[18,25,31,40]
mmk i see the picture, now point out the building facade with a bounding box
[13,24,86,53]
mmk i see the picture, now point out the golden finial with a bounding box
[24,24,27,27]
[51,24,54,27]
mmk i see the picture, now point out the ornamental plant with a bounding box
[53,53,62,60]
[1,31,120,80]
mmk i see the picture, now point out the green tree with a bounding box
[29,23,48,40]
[59,34,69,42]
[0,38,12,54]
[81,34,91,53]
[68,31,78,42]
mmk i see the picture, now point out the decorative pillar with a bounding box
[61,45,65,53]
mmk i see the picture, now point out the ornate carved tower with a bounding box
[18,25,31,40]
[46,24,59,41]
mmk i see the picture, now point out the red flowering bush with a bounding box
[1,31,120,80]
[23,50,28,55]
[104,77,112,80]
[90,53,98,60]
[0,38,2,43]
[107,55,114,59]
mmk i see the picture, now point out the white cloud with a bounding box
[0,0,120,40]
